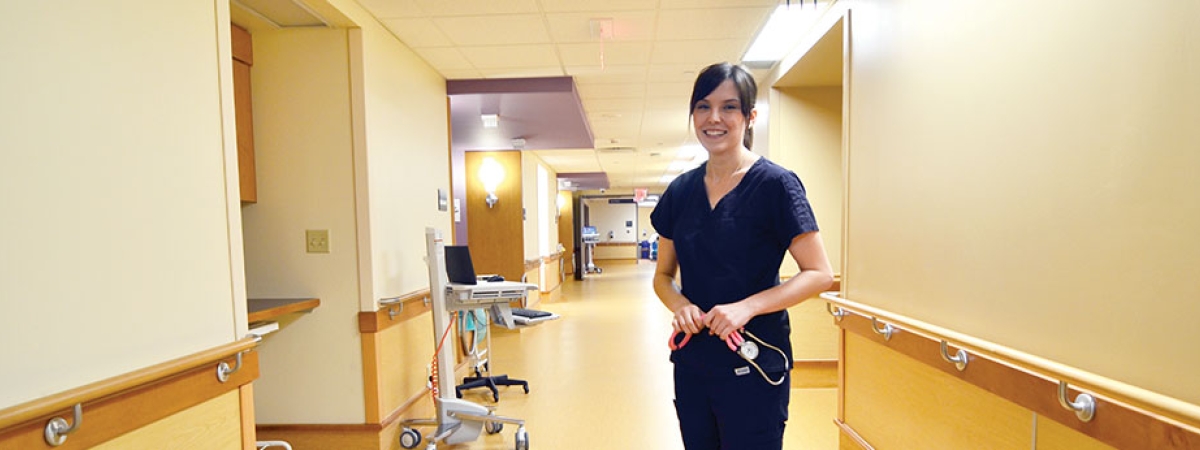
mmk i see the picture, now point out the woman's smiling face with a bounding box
[692,79,754,154]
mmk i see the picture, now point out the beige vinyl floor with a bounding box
[440,260,838,450]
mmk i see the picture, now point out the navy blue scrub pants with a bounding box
[673,364,790,450]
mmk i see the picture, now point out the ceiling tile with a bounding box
[557,42,652,66]
[440,69,485,79]
[479,67,566,78]
[413,47,475,70]
[581,97,645,113]
[567,65,648,85]
[350,0,777,188]
[592,109,643,122]
[660,0,780,8]
[593,135,641,148]
[650,39,747,65]
[590,117,642,137]
[576,82,646,100]
[532,149,602,172]
[459,44,559,68]
[644,95,689,111]
[356,0,423,18]
[381,18,453,48]
[656,8,772,41]
[639,131,694,151]
[413,0,540,16]
[434,15,551,46]
[545,11,658,43]
[641,110,691,139]
[539,0,657,13]
[647,63,704,83]
[645,82,692,98]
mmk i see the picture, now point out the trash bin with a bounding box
[639,241,650,259]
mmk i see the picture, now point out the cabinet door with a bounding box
[232,24,256,203]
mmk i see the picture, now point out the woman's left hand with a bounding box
[703,302,755,341]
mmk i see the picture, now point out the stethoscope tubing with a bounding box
[667,328,788,386]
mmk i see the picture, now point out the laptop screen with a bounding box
[444,245,477,285]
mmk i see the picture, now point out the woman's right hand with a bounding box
[672,303,706,335]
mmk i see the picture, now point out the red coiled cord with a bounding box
[429,311,458,400]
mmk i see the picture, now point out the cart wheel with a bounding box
[486,421,503,434]
[399,428,422,449]
[425,443,437,450]
[514,427,529,450]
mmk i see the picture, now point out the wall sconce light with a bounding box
[479,157,505,208]
[481,114,499,128]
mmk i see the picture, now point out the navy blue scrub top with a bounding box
[651,157,819,376]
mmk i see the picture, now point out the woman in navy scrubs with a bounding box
[651,62,834,450]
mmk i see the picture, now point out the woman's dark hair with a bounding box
[689,62,758,149]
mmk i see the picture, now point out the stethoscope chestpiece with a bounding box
[737,340,759,360]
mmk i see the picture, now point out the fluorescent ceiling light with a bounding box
[742,4,821,65]
[481,114,499,128]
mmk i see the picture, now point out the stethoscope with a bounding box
[669,327,789,386]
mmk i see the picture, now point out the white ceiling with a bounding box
[355,0,782,190]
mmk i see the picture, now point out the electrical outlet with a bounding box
[306,229,329,253]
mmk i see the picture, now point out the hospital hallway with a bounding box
[453,260,838,450]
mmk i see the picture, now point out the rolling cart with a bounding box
[399,228,537,450]
[581,226,602,274]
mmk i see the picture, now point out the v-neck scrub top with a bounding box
[651,158,819,376]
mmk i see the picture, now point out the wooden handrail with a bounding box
[822,292,1200,429]
[0,336,258,431]
[359,289,431,333]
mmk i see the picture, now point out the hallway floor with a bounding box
[442,260,837,450]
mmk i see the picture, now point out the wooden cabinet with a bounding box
[231,24,256,203]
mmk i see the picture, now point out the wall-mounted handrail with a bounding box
[379,296,404,319]
[820,291,1200,428]
[1058,381,1096,422]
[43,403,81,446]
[939,340,969,372]
[869,317,896,341]
[0,336,258,432]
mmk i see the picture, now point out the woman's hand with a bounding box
[703,302,755,340]
[672,303,706,335]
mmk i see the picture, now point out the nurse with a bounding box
[651,62,834,450]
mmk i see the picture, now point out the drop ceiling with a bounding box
[355,0,783,191]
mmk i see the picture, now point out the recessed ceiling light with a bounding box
[743,4,822,64]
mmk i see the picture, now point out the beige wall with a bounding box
[769,84,843,360]
[0,0,244,408]
[353,21,453,312]
[242,0,451,425]
[845,0,1200,404]
[241,28,364,424]
[773,86,844,275]
[586,199,639,244]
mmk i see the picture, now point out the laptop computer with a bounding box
[444,245,477,285]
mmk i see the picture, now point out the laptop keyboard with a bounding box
[510,308,552,319]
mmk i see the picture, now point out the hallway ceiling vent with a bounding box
[232,0,329,28]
